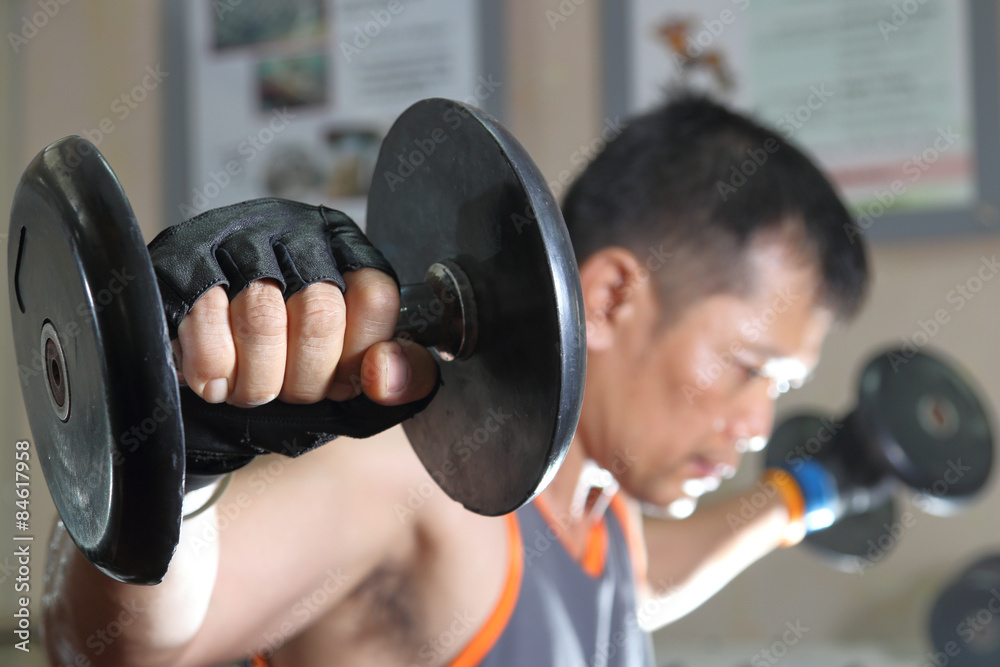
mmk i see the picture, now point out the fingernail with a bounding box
[385,346,409,395]
[203,378,229,403]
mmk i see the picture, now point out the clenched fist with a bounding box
[174,268,438,409]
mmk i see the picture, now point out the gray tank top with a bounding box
[473,499,656,667]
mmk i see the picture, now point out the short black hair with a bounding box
[562,93,869,323]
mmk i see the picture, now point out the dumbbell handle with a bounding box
[396,260,477,361]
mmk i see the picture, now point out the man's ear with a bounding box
[578,247,653,351]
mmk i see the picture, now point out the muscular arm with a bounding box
[43,262,437,666]
[44,502,222,666]
[43,428,427,667]
[638,490,790,630]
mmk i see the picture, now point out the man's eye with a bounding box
[743,365,763,380]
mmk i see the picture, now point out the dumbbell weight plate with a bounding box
[366,99,586,516]
[766,414,899,571]
[8,138,184,584]
[930,555,1000,667]
[856,348,993,512]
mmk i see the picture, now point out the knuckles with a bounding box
[233,287,287,343]
[184,287,231,327]
[347,274,400,328]
[291,288,347,344]
[179,274,401,404]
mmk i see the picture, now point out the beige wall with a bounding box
[2,0,999,662]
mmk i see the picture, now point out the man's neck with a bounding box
[541,438,619,534]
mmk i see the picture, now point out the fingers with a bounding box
[279,282,346,403]
[227,278,287,406]
[177,268,423,408]
[177,286,236,403]
[360,339,439,405]
[328,268,401,401]
[177,280,341,407]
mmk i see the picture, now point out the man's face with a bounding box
[578,235,833,510]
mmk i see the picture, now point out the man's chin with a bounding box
[639,493,700,519]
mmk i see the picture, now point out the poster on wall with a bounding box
[169,0,503,226]
[605,0,1000,240]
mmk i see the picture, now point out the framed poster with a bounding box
[162,0,506,229]
[603,0,1000,241]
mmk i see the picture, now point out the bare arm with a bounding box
[43,500,222,666]
[638,490,791,630]
[43,265,438,666]
[43,428,428,667]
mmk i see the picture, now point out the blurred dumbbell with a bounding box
[765,347,993,570]
[930,554,1000,667]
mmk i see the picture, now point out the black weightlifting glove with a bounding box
[147,198,440,476]
[149,197,398,336]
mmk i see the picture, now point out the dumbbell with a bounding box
[7,98,586,584]
[765,347,993,569]
[930,554,1000,667]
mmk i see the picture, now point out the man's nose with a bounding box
[728,381,777,453]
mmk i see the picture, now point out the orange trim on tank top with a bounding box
[531,494,608,578]
[250,516,522,667]
[608,493,648,588]
[447,512,524,667]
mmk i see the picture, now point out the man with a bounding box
[43,94,867,666]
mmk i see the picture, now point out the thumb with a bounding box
[360,339,439,406]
